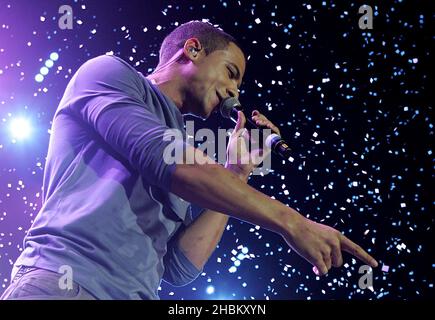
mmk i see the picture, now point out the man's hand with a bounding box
[282,212,378,276]
[172,110,378,278]
[224,110,378,276]
[225,110,280,180]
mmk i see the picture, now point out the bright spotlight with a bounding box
[45,59,54,68]
[40,66,49,75]
[35,74,44,82]
[206,285,215,295]
[50,52,59,61]
[228,266,237,273]
[10,118,32,140]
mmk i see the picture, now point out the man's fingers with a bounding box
[251,113,281,135]
[312,262,328,276]
[230,112,249,141]
[255,119,264,126]
[323,253,332,271]
[341,235,378,268]
[331,245,343,268]
[250,148,269,166]
[234,111,246,133]
[310,254,329,276]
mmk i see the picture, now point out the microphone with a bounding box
[219,97,293,162]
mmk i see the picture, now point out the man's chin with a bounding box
[201,107,214,120]
[201,113,211,120]
[191,104,215,120]
[189,111,209,120]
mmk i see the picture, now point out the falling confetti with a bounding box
[0,0,433,300]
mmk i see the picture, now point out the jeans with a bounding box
[0,266,97,300]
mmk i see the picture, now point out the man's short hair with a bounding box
[158,20,244,67]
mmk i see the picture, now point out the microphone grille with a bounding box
[219,97,241,119]
[265,133,281,149]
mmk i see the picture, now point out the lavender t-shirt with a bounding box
[14,55,202,299]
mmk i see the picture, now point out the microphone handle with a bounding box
[228,107,293,161]
[272,138,293,160]
[228,107,263,130]
[228,107,267,148]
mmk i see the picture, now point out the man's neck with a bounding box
[146,71,186,113]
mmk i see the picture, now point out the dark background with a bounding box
[0,0,433,300]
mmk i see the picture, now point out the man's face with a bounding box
[183,42,246,119]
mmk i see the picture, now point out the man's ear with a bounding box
[183,38,203,62]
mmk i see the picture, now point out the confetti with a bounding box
[0,0,432,301]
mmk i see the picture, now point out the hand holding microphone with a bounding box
[219,97,293,162]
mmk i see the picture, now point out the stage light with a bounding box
[9,118,32,140]
[50,52,59,61]
[35,74,44,82]
[34,53,59,82]
[206,285,215,295]
[40,67,49,75]
[45,59,54,68]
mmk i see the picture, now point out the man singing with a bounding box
[1,20,377,300]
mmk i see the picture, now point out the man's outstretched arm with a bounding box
[170,144,378,276]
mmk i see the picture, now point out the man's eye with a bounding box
[227,67,234,78]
